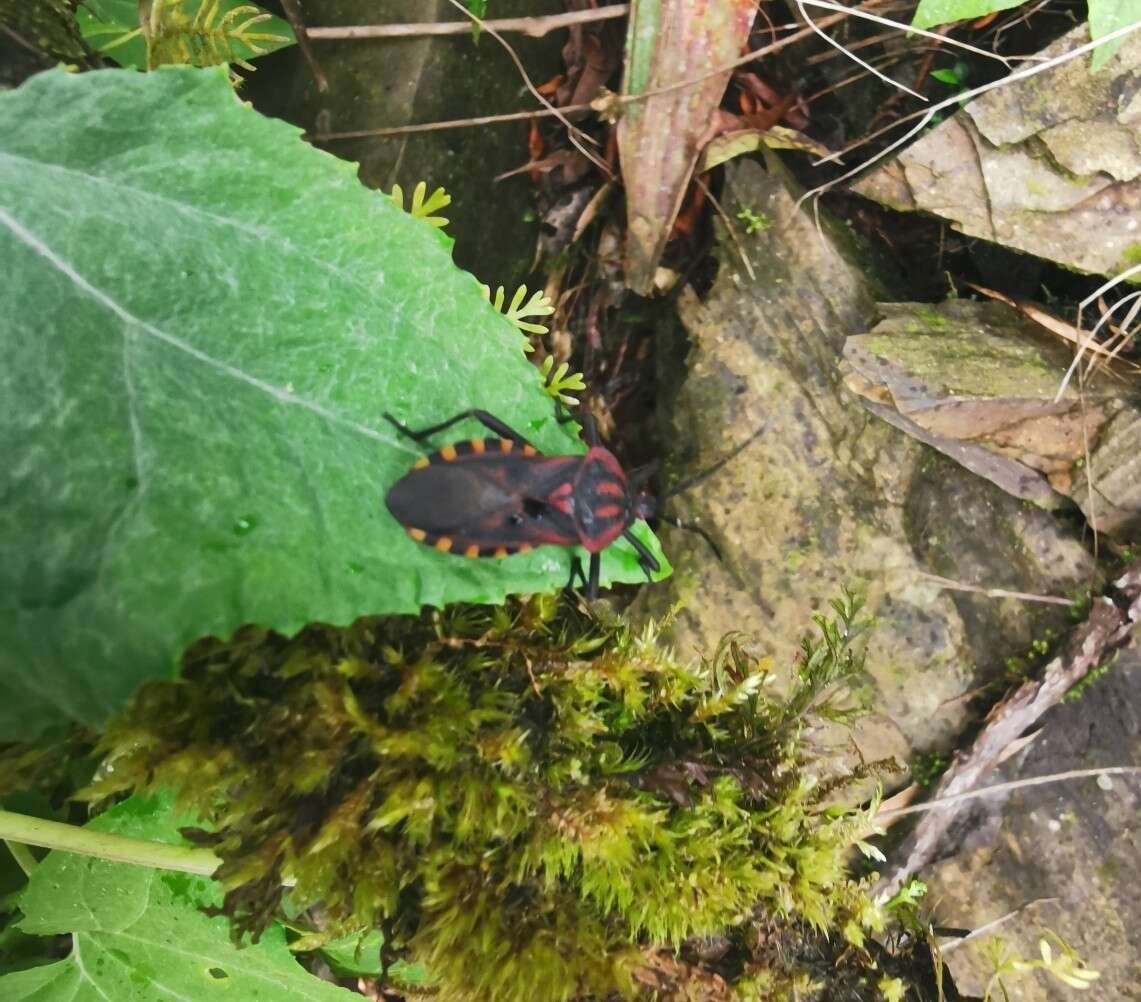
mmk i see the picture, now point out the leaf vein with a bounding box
[72,937,114,1000]
[0,150,370,297]
[0,207,414,455]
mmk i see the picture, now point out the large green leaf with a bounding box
[0,794,356,1002]
[0,66,667,740]
[77,0,296,71]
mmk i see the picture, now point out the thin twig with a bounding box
[803,18,1141,202]
[1057,263,1141,400]
[799,0,1017,67]
[0,23,53,60]
[693,177,756,281]
[798,0,926,100]
[939,898,1060,953]
[877,766,1141,820]
[278,0,328,92]
[309,103,595,142]
[441,0,609,176]
[1077,365,1099,558]
[918,572,1075,607]
[309,3,875,143]
[307,5,630,40]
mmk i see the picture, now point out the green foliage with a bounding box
[390,180,452,230]
[978,930,1100,999]
[540,356,587,406]
[911,0,1024,31]
[736,206,771,234]
[84,594,892,1001]
[0,794,356,1002]
[311,928,432,985]
[931,60,970,88]
[1059,659,1115,703]
[1087,0,1141,70]
[483,283,557,344]
[884,878,928,914]
[0,66,665,740]
[911,0,1140,71]
[77,0,295,72]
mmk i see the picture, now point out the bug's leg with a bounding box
[659,516,722,561]
[553,400,601,447]
[383,409,539,450]
[565,555,589,593]
[622,529,661,582]
[587,552,601,600]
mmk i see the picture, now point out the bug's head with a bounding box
[626,462,659,522]
[630,490,656,521]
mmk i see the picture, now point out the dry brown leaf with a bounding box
[617,0,756,293]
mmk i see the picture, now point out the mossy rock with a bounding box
[82,593,939,1001]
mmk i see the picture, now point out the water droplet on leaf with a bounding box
[232,515,257,536]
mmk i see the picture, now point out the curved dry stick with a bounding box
[441,0,610,177]
[307,5,630,40]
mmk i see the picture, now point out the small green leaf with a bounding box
[930,63,970,85]
[540,357,587,405]
[911,0,1025,31]
[0,794,355,1002]
[390,181,452,229]
[483,283,555,337]
[1088,0,1141,70]
[315,929,432,985]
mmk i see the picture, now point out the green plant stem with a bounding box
[0,810,219,876]
[4,838,38,876]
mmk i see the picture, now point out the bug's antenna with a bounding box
[658,420,770,502]
[659,515,723,560]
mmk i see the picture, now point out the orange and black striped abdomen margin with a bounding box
[386,441,583,559]
[403,525,534,560]
[412,437,538,469]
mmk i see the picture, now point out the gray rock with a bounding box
[926,639,1141,1001]
[843,300,1141,538]
[852,26,1141,280]
[1074,406,1141,537]
[641,159,1097,766]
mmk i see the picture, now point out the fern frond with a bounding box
[481,284,554,344]
[539,357,586,406]
[390,182,451,229]
[144,0,289,73]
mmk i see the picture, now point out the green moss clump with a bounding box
[86,593,900,1001]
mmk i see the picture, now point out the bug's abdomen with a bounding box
[386,441,581,558]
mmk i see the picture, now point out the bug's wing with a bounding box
[386,456,580,551]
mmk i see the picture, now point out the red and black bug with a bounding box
[383,408,660,598]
